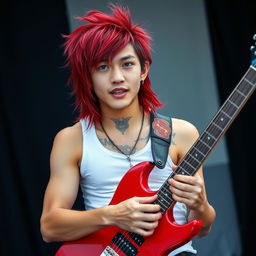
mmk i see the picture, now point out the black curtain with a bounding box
[205,0,256,255]
[0,0,76,255]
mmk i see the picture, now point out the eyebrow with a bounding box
[100,55,136,63]
[118,55,136,61]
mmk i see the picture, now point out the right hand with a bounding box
[105,195,162,236]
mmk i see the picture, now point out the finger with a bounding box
[138,212,162,221]
[171,165,177,171]
[172,194,193,206]
[134,227,155,237]
[137,220,159,230]
[136,194,158,204]
[169,178,193,192]
[139,204,161,213]
[175,174,202,183]
[170,185,197,200]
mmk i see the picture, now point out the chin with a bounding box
[101,96,138,112]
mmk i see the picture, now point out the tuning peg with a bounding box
[253,34,256,41]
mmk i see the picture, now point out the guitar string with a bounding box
[158,73,256,232]
[110,229,136,256]
[108,104,244,256]
[107,76,255,255]
[156,75,255,210]
[158,79,253,209]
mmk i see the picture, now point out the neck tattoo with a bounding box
[100,112,145,168]
[110,116,131,135]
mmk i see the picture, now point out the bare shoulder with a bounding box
[51,122,83,172]
[54,122,82,145]
[171,118,199,160]
[172,118,199,138]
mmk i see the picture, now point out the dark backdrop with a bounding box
[205,1,256,255]
[1,0,74,255]
[0,0,255,255]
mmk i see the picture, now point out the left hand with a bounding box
[168,165,207,211]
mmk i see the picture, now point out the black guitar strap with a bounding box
[150,111,172,169]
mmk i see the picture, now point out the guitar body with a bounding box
[56,161,202,256]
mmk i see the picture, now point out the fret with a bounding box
[189,147,205,162]
[229,90,245,107]
[244,78,255,87]
[237,79,254,95]
[176,165,191,175]
[221,101,238,118]
[200,132,216,148]
[212,121,223,132]
[211,111,231,131]
[158,188,173,204]
[235,88,246,97]
[159,189,172,205]
[228,99,239,108]
[187,152,201,164]
[183,158,198,170]
[159,181,173,197]
[179,161,195,176]
[156,196,168,208]
[157,195,170,207]
[156,198,169,212]
[246,66,256,84]
[158,191,173,205]
[199,138,211,149]
[205,130,217,140]
[158,187,173,202]
[193,140,211,157]
[220,109,232,119]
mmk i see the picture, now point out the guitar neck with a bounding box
[155,65,256,213]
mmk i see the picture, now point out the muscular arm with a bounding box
[40,125,109,242]
[168,119,216,238]
[40,124,161,242]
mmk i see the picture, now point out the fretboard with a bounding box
[155,66,256,213]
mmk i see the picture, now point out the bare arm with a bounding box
[40,126,110,242]
[168,119,216,238]
[40,124,162,242]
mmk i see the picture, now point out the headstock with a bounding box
[251,34,256,67]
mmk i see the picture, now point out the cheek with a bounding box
[91,76,105,98]
[130,74,142,89]
[93,83,105,100]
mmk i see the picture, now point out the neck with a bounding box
[99,100,144,134]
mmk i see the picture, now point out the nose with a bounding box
[110,67,125,84]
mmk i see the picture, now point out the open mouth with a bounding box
[110,88,128,95]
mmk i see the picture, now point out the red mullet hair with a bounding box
[63,4,162,126]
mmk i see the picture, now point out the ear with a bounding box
[141,61,150,81]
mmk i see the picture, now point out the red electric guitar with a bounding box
[55,36,256,256]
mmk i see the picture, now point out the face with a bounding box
[91,43,149,114]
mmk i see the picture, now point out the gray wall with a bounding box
[65,0,242,255]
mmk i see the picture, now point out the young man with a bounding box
[40,5,215,256]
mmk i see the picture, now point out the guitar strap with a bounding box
[150,111,172,169]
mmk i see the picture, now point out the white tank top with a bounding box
[79,119,197,255]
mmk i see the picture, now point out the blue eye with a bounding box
[123,62,134,67]
[97,65,108,71]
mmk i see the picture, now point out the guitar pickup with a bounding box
[128,232,145,246]
[111,232,138,256]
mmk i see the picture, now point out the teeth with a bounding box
[112,90,126,94]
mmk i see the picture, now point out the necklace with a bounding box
[100,111,144,168]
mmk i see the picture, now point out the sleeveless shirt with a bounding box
[79,119,197,255]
